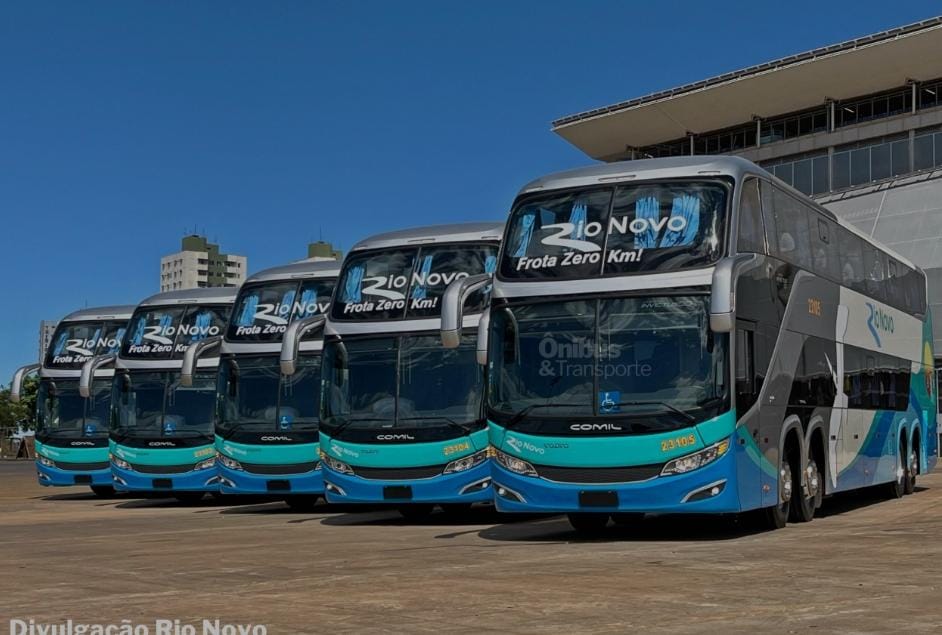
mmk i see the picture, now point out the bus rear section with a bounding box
[13,306,133,495]
[93,288,235,502]
[315,223,501,518]
[210,260,338,509]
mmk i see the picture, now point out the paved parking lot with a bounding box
[2,460,941,634]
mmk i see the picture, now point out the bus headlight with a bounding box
[37,455,55,468]
[660,440,730,476]
[443,450,487,474]
[493,447,538,477]
[195,457,216,471]
[218,454,243,471]
[320,451,354,475]
[110,455,131,470]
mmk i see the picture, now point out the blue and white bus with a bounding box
[81,287,235,503]
[12,305,133,495]
[184,259,338,510]
[442,156,935,531]
[297,223,502,518]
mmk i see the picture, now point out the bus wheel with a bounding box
[173,492,205,505]
[904,435,918,496]
[90,486,115,497]
[792,458,820,523]
[763,456,793,530]
[397,504,434,520]
[610,512,644,527]
[567,513,609,533]
[886,434,906,499]
[284,495,319,512]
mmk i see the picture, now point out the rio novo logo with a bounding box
[866,302,895,347]
[342,270,472,314]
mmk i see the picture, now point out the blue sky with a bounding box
[1,1,939,382]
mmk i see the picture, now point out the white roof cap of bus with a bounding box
[350,221,504,252]
[519,155,921,273]
[137,286,239,307]
[59,304,137,323]
[245,259,341,284]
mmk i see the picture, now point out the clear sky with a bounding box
[1,1,939,382]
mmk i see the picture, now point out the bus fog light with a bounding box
[218,454,244,471]
[110,455,131,470]
[493,448,538,477]
[320,451,354,475]
[661,440,730,476]
[195,457,216,471]
[37,455,55,468]
[443,450,487,474]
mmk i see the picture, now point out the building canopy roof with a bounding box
[552,17,942,160]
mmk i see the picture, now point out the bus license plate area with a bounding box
[383,485,413,500]
[74,475,92,485]
[152,478,173,489]
[267,480,291,492]
[579,490,618,508]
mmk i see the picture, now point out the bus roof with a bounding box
[350,222,504,252]
[59,304,136,323]
[517,155,919,273]
[244,259,341,285]
[136,286,238,307]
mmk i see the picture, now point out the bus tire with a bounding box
[567,513,609,533]
[284,495,320,512]
[904,433,918,496]
[885,433,906,499]
[90,485,115,497]
[397,504,434,520]
[764,441,796,530]
[792,455,821,523]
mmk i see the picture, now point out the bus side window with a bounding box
[737,178,765,254]
[770,187,812,269]
[863,245,887,303]
[812,217,841,281]
[759,181,779,256]
[735,325,757,418]
[838,229,866,294]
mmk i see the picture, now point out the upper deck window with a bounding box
[332,242,498,321]
[45,320,127,369]
[122,304,229,360]
[227,278,334,342]
[500,181,727,280]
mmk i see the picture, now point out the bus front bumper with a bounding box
[37,462,112,487]
[111,464,219,493]
[216,463,324,495]
[322,461,492,505]
[492,448,739,514]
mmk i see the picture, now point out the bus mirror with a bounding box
[476,310,491,366]
[709,254,756,333]
[181,336,222,387]
[281,315,326,376]
[10,364,40,403]
[79,355,116,398]
[441,273,492,349]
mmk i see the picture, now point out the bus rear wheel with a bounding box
[567,513,609,533]
[90,486,115,497]
[904,436,918,496]
[886,434,906,499]
[791,458,820,523]
[763,454,794,530]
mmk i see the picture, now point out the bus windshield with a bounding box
[488,295,728,433]
[36,378,111,438]
[216,355,322,434]
[122,304,228,360]
[500,181,727,280]
[321,335,482,431]
[227,279,334,342]
[111,370,216,437]
[45,320,127,370]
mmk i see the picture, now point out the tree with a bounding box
[0,375,38,430]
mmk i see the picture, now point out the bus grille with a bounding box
[532,463,663,484]
[241,461,319,475]
[128,462,195,474]
[353,465,445,480]
[53,461,109,471]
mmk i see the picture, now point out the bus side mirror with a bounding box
[10,364,40,403]
[79,355,116,398]
[476,310,490,366]
[441,273,492,349]
[181,336,222,387]
[710,254,757,333]
[281,315,326,376]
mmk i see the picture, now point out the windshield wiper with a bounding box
[610,400,696,423]
[399,416,474,436]
[499,403,584,432]
[324,416,391,440]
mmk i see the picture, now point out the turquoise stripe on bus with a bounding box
[109,440,214,466]
[216,435,317,464]
[489,410,736,468]
[320,429,488,468]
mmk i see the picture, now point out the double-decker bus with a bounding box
[301,223,501,518]
[442,156,935,531]
[183,259,338,510]
[81,288,235,503]
[11,305,133,495]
